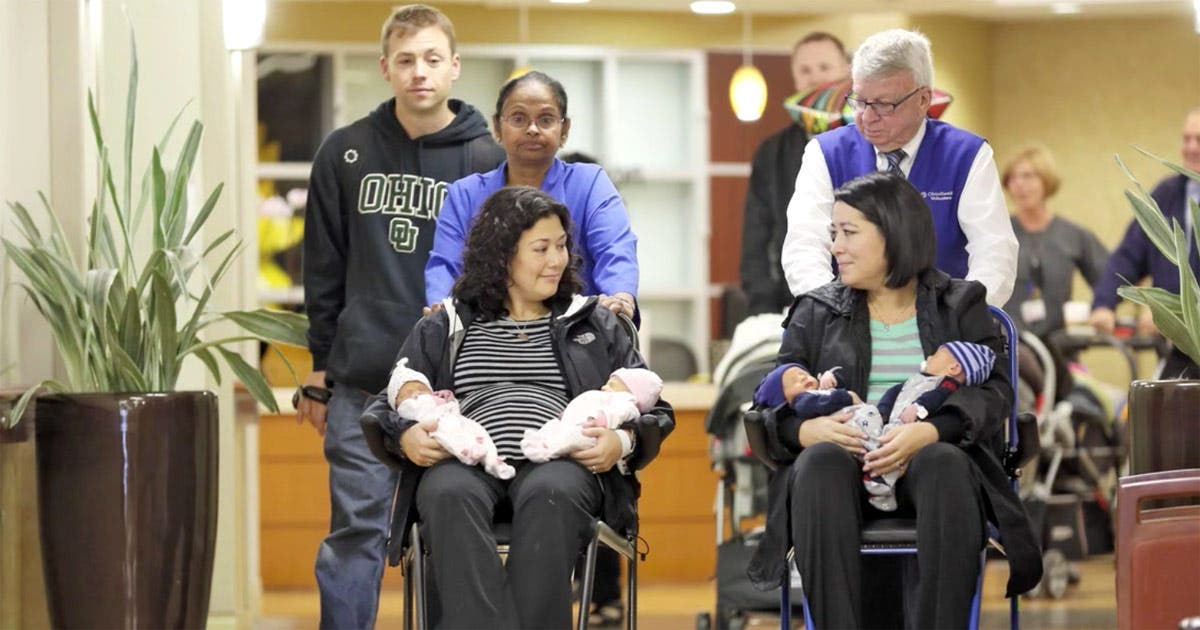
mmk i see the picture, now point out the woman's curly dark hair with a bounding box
[452,186,583,319]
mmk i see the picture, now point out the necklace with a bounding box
[505,314,544,341]
[868,301,916,331]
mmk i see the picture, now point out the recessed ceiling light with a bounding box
[549,0,591,4]
[690,1,736,15]
[1051,2,1081,14]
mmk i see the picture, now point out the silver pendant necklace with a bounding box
[507,316,534,341]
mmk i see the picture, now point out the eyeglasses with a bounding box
[845,87,924,117]
[500,113,564,131]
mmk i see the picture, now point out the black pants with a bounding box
[789,441,986,629]
[415,459,602,629]
[1159,346,1200,379]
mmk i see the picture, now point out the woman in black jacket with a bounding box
[360,186,673,628]
[748,172,1040,628]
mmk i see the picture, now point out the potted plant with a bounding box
[1114,150,1200,474]
[1,36,307,628]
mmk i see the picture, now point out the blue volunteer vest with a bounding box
[816,119,985,280]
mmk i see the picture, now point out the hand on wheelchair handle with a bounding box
[597,292,636,319]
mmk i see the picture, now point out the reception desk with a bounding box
[258,382,719,588]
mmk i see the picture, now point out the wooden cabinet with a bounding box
[636,406,720,581]
[258,413,405,589]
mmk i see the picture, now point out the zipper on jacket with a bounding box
[548,318,581,398]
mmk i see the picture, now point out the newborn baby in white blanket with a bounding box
[521,367,662,464]
[387,358,515,480]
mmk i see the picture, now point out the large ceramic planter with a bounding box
[35,391,219,629]
[1127,379,1200,474]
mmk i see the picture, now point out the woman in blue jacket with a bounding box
[424,71,639,319]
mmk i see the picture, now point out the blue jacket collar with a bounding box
[493,157,565,190]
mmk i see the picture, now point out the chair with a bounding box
[1115,468,1200,630]
[647,337,698,381]
[361,313,644,630]
[743,306,1038,629]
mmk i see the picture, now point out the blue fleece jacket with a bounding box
[424,158,640,305]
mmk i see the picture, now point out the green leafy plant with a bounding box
[1,34,307,428]
[1115,150,1200,367]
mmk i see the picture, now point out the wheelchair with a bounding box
[360,313,644,629]
[742,306,1039,629]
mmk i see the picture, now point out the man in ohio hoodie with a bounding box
[297,5,504,628]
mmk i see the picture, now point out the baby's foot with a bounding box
[487,457,516,480]
[868,493,898,512]
[862,475,891,496]
[466,438,488,462]
[521,434,552,463]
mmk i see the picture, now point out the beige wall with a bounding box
[991,16,1200,250]
[267,0,803,48]
[911,16,995,139]
[991,16,1199,322]
[267,1,912,52]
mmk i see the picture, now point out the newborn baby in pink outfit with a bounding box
[521,367,663,463]
[387,358,515,480]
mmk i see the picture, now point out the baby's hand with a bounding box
[849,391,863,405]
[817,368,840,390]
[899,405,919,424]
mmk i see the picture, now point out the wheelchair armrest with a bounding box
[744,405,791,472]
[1003,411,1041,477]
[360,411,408,472]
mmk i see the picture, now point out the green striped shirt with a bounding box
[867,317,923,403]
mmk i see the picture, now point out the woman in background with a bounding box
[1000,145,1108,338]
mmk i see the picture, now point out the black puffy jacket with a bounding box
[360,294,675,565]
[748,269,1042,598]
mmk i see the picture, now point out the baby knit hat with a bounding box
[941,341,996,386]
[612,367,664,412]
[387,357,431,407]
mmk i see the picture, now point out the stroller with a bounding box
[695,314,804,630]
[1016,331,1129,599]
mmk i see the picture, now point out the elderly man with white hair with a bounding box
[781,28,1018,307]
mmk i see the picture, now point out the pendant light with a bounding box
[729,11,766,122]
[223,0,267,50]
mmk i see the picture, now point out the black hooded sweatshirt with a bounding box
[303,98,505,392]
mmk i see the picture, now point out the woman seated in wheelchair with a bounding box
[748,172,1041,628]
[363,186,673,628]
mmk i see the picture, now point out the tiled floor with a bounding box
[259,555,1117,629]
